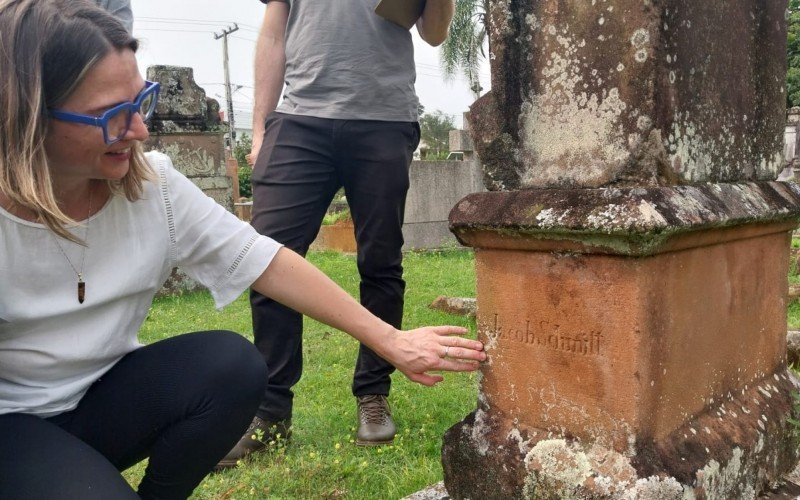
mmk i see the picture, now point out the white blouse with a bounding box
[0,152,281,416]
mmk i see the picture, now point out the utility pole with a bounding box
[214,23,239,151]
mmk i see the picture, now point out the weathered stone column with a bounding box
[449,112,475,163]
[442,1,800,498]
[144,65,232,211]
[786,108,800,180]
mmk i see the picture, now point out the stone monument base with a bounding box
[443,370,799,499]
[443,183,800,499]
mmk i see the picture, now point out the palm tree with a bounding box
[440,0,489,99]
[788,0,800,106]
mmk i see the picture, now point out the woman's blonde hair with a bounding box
[0,0,153,242]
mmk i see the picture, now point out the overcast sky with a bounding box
[130,0,491,130]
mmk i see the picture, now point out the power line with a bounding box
[138,16,260,32]
[136,29,258,45]
[231,35,258,44]
[201,83,255,89]
[138,18,218,26]
[136,28,215,34]
[138,19,260,36]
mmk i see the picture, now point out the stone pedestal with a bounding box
[145,132,232,211]
[443,184,800,498]
[442,1,800,496]
[310,222,358,253]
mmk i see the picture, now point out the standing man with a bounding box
[217,0,454,467]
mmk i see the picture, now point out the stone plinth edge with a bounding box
[449,182,800,256]
[442,371,800,499]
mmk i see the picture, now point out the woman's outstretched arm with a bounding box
[251,247,485,386]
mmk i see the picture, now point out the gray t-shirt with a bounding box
[264,0,419,122]
[93,0,133,32]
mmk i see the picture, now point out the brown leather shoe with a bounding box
[356,395,396,446]
[214,416,291,471]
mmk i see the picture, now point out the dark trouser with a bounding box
[250,113,420,422]
[0,331,267,500]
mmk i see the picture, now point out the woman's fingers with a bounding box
[429,326,484,354]
[440,345,485,362]
[430,325,469,336]
[396,325,487,385]
[407,372,444,386]
[413,326,485,354]
[404,356,480,387]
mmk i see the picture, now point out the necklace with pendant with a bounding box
[51,186,93,304]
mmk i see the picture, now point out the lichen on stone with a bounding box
[524,439,594,495]
[508,428,533,455]
[470,408,492,456]
[694,448,748,499]
[517,24,633,188]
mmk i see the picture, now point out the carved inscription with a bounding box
[484,314,603,356]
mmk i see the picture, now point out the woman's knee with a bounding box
[188,330,267,397]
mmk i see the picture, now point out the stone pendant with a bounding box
[78,278,85,304]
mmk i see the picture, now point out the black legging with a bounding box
[0,330,267,499]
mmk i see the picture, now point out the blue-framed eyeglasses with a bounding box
[48,80,160,145]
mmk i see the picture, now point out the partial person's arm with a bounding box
[415,0,455,47]
[247,1,289,166]
[252,248,486,386]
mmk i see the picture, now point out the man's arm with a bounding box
[247,1,289,166]
[415,0,455,47]
[252,248,486,386]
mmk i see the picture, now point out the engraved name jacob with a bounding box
[483,313,602,356]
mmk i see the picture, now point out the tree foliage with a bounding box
[233,133,253,198]
[789,0,800,106]
[440,0,488,98]
[419,111,456,160]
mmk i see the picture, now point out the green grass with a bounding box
[790,239,800,329]
[789,303,800,330]
[124,249,478,499]
[321,209,352,226]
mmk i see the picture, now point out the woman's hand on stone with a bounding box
[388,326,486,386]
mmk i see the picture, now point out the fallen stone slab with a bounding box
[401,481,448,500]
[429,296,476,318]
[788,331,800,366]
